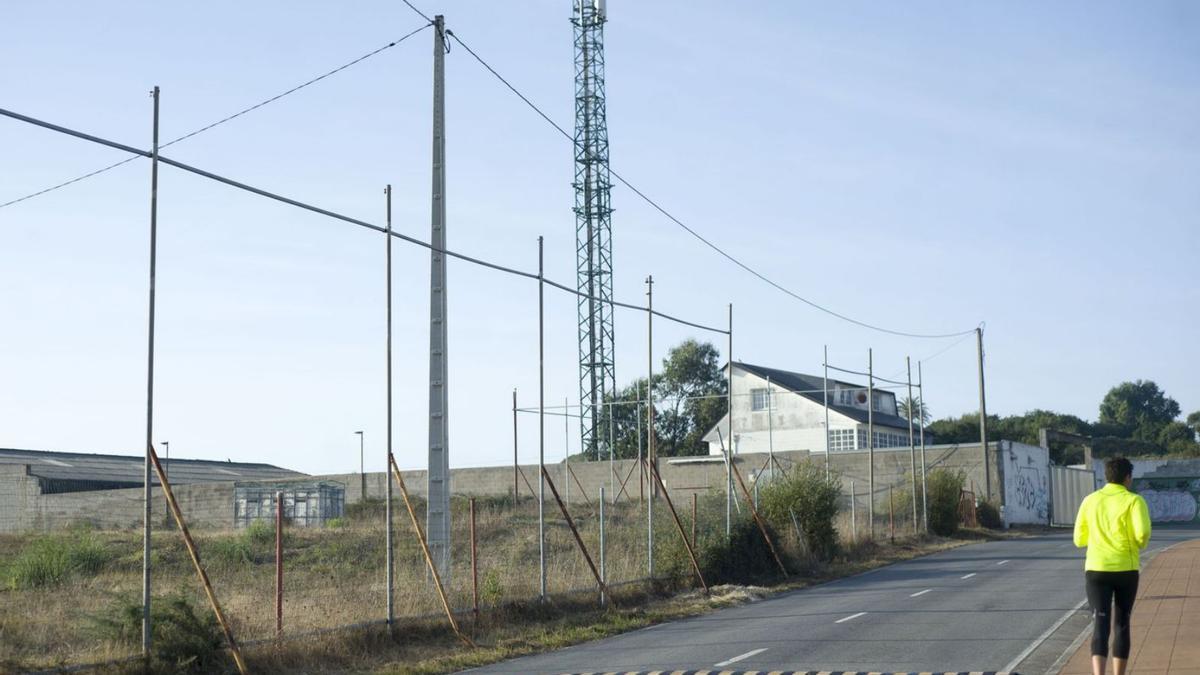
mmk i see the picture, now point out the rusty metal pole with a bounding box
[275,490,283,636]
[470,498,479,620]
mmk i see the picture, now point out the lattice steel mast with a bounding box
[573,0,615,461]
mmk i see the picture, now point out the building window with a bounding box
[838,389,853,406]
[751,388,774,411]
[827,428,856,452]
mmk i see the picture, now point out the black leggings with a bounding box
[1085,570,1139,658]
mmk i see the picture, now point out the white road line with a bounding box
[961,573,977,579]
[834,611,867,624]
[1001,598,1088,673]
[910,588,932,597]
[714,647,767,667]
[997,559,1010,565]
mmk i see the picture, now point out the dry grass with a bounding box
[0,491,1016,674]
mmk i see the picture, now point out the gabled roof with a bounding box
[0,448,305,486]
[735,361,915,430]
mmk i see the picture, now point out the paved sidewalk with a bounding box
[1059,538,1200,674]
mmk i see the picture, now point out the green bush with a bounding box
[757,461,841,560]
[92,594,224,673]
[244,518,274,546]
[480,569,504,607]
[927,469,966,536]
[976,500,1003,529]
[6,533,112,589]
[206,518,293,566]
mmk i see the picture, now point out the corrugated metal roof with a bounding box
[0,448,305,487]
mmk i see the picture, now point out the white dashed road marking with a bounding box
[910,588,932,597]
[714,648,767,667]
[835,612,867,624]
[997,559,1010,565]
[961,573,977,579]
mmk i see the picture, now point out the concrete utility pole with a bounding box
[427,14,451,579]
[977,326,990,502]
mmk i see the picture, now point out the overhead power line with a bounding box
[0,105,729,337]
[0,23,431,211]
[441,22,980,340]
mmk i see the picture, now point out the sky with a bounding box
[1,1,1197,476]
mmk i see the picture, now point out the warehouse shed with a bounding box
[0,447,304,494]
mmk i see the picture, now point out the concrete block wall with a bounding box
[2,441,1009,533]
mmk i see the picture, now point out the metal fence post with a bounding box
[470,498,479,620]
[276,490,284,636]
[384,184,395,627]
[850,480,857,543]
[867,348,875,540]
[538,236,546,600]
[142,85,162,660]
[919,361,929,533]
[599,486,606,607]
[645,275,654,579]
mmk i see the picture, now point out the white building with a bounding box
[702,362,922,456]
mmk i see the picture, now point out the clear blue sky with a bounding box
[1,1,1196,475]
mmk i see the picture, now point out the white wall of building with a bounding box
[705,366,909,456]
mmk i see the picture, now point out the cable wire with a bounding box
[0,24,431,211]
[444,28,981,340]
[0,105,729,336]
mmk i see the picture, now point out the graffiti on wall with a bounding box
[1003,443,1049,524]
[1134,477,1200,523]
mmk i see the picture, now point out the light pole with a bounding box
[161,441,169,483]
[354,431,365,501]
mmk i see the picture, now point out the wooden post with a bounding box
[275,490,283,637]
[470,498,479,621]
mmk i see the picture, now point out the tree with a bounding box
[1187,411,1200,441]
[1099,380,1181,442]
[655,339,726,457]
[898,396,931,425]
[604,339,728,460]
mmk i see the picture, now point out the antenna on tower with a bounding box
[573,0,614,462]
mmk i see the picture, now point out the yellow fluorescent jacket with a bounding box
[1074,482,1152,571]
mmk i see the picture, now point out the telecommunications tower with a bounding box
[573,0,615,460]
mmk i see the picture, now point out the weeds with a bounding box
[91,594,225,673]
[5,532,112,589]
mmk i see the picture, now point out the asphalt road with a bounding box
[467,525,1200,674]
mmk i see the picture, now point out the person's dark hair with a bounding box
[1105,457,1134,485]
